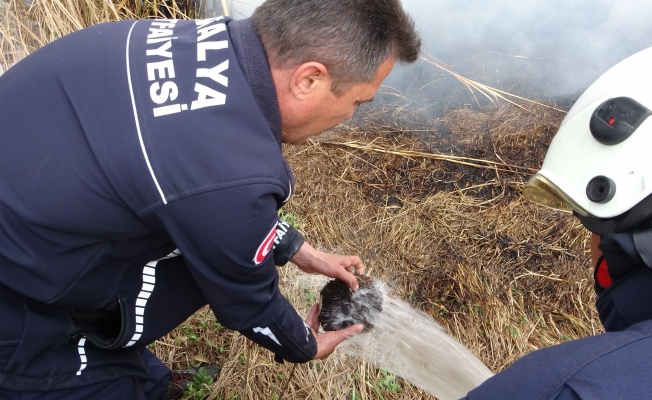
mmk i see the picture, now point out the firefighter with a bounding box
[465,46,652,399]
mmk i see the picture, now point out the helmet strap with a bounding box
[576,191,652,235]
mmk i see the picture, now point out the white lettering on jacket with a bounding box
[191,17,229,110]
[144,19,182,117]
[273,220,291,248]
[144,18,230,117]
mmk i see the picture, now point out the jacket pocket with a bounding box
[71,298,126,349]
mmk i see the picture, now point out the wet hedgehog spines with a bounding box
[318,275,383,332]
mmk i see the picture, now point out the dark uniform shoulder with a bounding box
[464,320,652,400]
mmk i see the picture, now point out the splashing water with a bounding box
[312,277,493,400]
[344,296,492,398]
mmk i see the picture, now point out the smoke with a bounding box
[223,0,652,109]
[389,0,652,99]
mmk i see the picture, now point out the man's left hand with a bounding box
[290,242,365,290]
[305,304,363,359]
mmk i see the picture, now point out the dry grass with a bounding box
[1,0,120,70]
[420,54,567,114]
[0,0,200,72]
[2,2,600,399]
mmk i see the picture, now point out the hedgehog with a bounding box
[318,275,384,332]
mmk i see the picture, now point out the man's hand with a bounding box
[306,304,363,360]
[290,242,364,290]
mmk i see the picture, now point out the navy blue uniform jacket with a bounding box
[0,17,316,390]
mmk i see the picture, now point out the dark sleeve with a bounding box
[144,184,316,363]
[273,218,304,266]
[463,346,570,400]
[462,340,597,400]
[463,385,582,400]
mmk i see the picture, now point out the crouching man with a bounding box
[0,0,420,398]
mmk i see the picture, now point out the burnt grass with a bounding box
[326,104,561,204]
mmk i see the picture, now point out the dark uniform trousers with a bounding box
[0,348,170,399]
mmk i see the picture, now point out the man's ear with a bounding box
[289,62,331,100]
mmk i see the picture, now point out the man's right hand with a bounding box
[305,304,363,360]
[290,242,365,291]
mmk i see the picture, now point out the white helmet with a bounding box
[523,46,652,234]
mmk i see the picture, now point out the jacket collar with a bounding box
[227,18,282,145]
[597,266,652,331]
[597,231,652,331]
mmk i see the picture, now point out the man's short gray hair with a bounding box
[251,0,421,95]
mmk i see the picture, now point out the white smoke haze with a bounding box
[223,0,652,101]
[206,0,263,19]
[393,0,652,98]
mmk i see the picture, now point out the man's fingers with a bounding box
[335,269,359,291]
[306,303,320,331]
[339,256,364,291]
[332,255,366,290]
[338,323,364,338]
[343,256,365,279]
[312,324,364,360]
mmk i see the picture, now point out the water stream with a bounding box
[296,275,493,400]
[338,283,493,400]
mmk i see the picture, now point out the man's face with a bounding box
[280,57,396,144]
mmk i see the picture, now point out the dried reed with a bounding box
[420,53,568,114]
